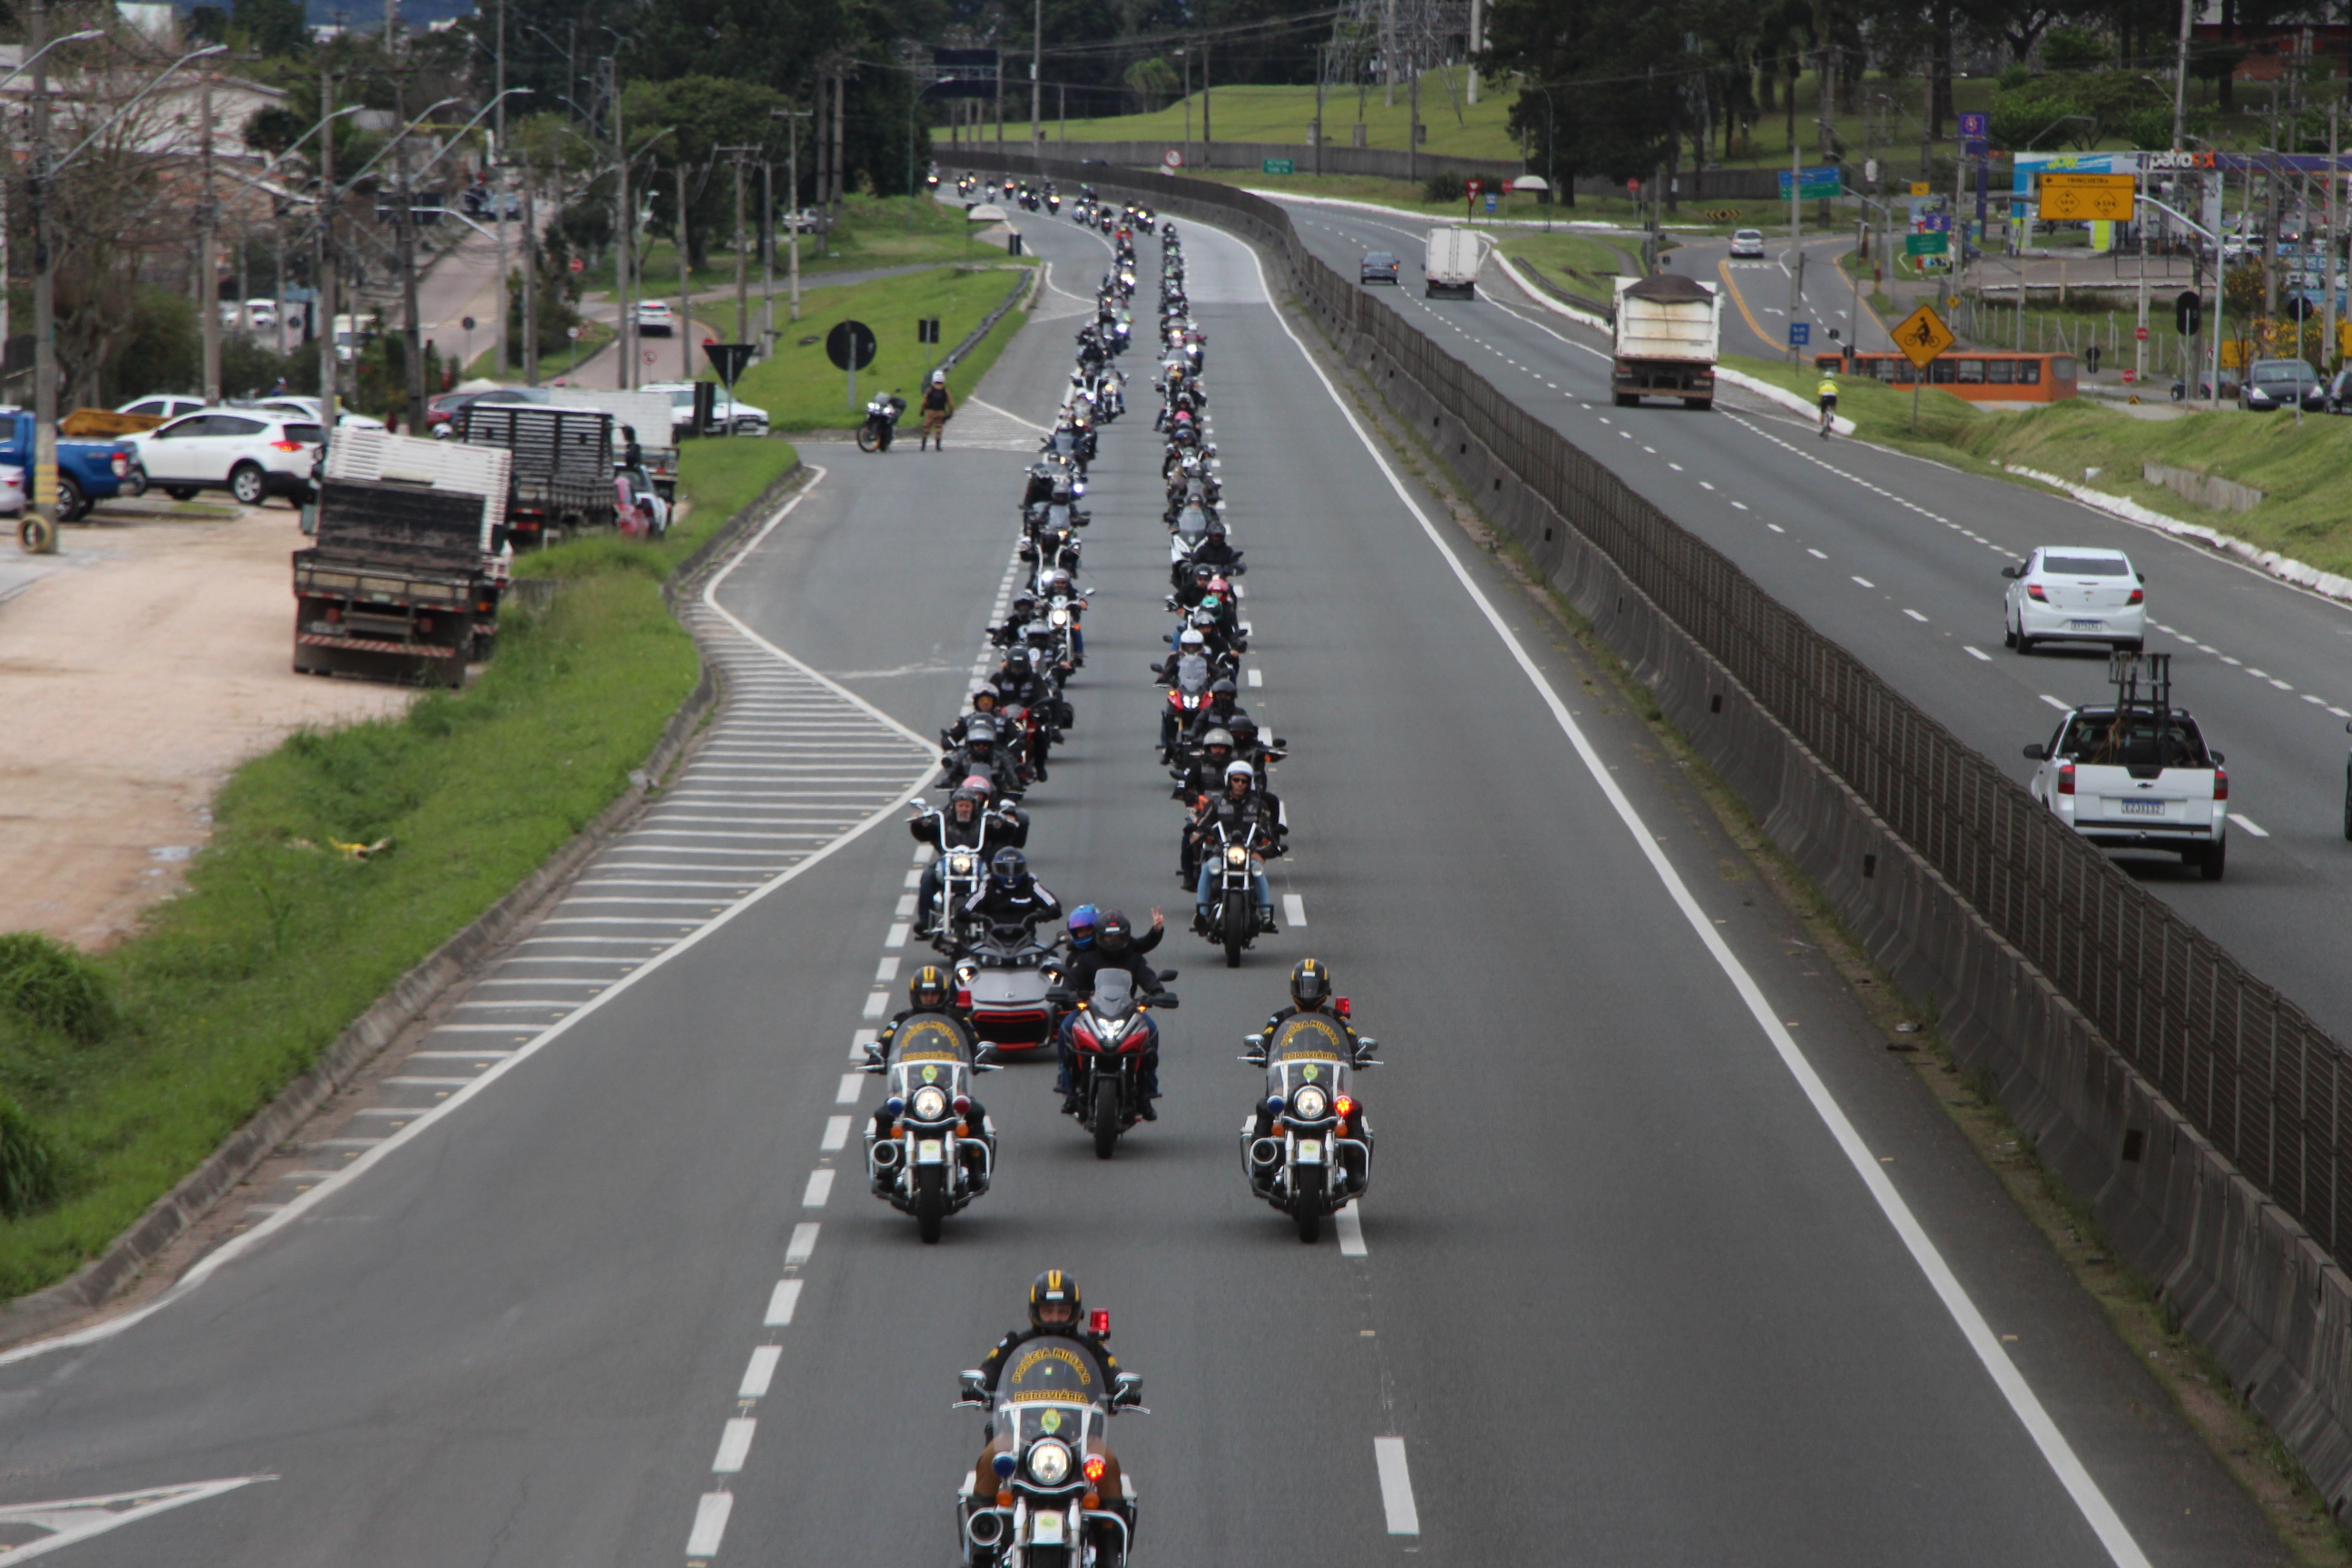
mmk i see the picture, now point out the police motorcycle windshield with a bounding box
[888,1014,975,1108]
[1264,1012,1353,1102]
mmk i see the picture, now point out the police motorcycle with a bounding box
[1240,1008,1379,1241]
[1045,183,1062,214]
[1054,969,1179,1159]
[858,390,907,452]
[954,1335,1147,1568]
[859,1012,999,1242]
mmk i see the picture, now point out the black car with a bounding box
[2325,368,2352,414]
[1360,250,1401,286]
[2241,358,2327,412]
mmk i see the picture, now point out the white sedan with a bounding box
[2002,545,2145,655]
[127,410,323,505]
[1729,229,1767,260]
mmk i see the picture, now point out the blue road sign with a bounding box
[1921,212,1952,232]
[1789,321,1812,347]
[1958,112,1988,138]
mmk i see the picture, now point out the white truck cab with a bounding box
[2023,654,2228,880]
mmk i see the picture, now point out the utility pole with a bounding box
[677,160,691,381]
[317,58,338,445]
[520,147,538,386]
[2328,100,2340,379]
[201,71,220,405]
[27,0,54,544]
[786,108,806,321]
[1383,0,1396,108]
[612,60,631,388]
[1031,0,1042,143]
[1467,0,1481,105]
[397,83,426,431]
[722,145,751,345]
[760,154,774,357]
[492,0,508,375]
[2171,0,2194,152]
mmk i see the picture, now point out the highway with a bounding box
[0,205,2290,1564]
[1279,195,2352,1046]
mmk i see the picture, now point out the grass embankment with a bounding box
[581,193,1015,296]
[1052,67,1514,159]
[1492,230,1631,303]
[1728,354,2352,577]
[0,436,800,1300]
[730,263,1034,432]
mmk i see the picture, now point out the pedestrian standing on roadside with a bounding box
[919,369,956,452]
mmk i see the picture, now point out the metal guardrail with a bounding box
[963,146,2352,1268]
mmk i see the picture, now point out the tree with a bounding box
[232,0,309,59]
[2040,24,2108,73]
[620,75,787,270]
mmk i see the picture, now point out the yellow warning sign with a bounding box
[1908,181,1931,196]
[2036,172,2135,223]
[1892,303,1956,369]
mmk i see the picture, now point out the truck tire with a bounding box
[1682,398,1712,411]
[2199,839,2227,881]
[229,463,268,506]
[54,475,87,522]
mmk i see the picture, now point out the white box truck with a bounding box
[1424,227,1482,299]
[1611,273,1720,410]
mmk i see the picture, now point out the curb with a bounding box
[0,462,809,1350]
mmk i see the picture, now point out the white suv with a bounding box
[642,379,769,436]
[127,410,323,505]
[635,299,676,337]
[2002,545,2146,655]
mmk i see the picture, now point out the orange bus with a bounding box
[1836,350,2079,403]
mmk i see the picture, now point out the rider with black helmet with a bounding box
[1244,959,1369,1064]
[977,1270,1118,1390]
[1056,910,1170,1115]
[868,965,991,1141]
[960,847,1062,934]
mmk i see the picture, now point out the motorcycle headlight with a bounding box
[949,852,975,876]
[1225,844,1249,866]
[1028,1438,1073,1485]
[1291,1085,1328,1120]
[1049,609,1070,627]
[910,1085,949,1121]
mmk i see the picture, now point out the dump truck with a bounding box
[1611,273,1720,410]
[291,431,513,689]
[449,402,614,547]
[1424,227,1482,299]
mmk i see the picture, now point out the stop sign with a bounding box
[2134,325,2150,340]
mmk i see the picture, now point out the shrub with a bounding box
[0,934,115,1044]
[1424,171,1466,203]
[0,1099,60,1219]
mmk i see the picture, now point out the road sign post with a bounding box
[1892,302,1956,433]
[826,318,877,410]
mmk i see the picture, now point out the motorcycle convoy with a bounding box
[856,194,1387,1568]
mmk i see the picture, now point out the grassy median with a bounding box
[0,437,799,1300]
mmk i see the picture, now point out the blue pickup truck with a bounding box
[0,409,138,521]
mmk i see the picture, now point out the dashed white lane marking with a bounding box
[1281,893,1308,927]
[1903,609,1928,622]
[765,1279,804,1326]
[1965,646,1991,662]
[1336,1204,1367,1256]
[885,922,910,948]
[2235,815,2269,838]
[836,1073,864,1104]
[820,1115,852,1151]
[686,1493,732,1555]
[850,1029,877,1062]
[740,1346,781,1398]
[802,1169,835,1208]
[2039,694,2072,711]
[1374,1436,1420,1534]
[860,990,889,1019]
[1247,667,1263,688]
[712,1417,756,1474]
[784,1222,820,1266]
[1731,501,1749,511]
[1806,548,1828,561]
[1851,575,1874,588]
[874,956,900,983]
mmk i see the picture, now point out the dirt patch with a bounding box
[0,507,415,949]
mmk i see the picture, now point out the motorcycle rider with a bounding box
[912,779,1025,935]
[970,1270,1121,1408]
[942,719,1024,799]
[1191,761,1279,936]
[1191,514,1243,575]
[1054,910,1168,1113]
[990,593,1038,651]
[1152,625,1210,686]
[961,847,1062,936]
[1170,726,1238,801]
[1242,960,1371,1136]
[867,966,990,1142]
[989,649,1063,779]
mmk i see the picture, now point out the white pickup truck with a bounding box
[2023,667,2229,880]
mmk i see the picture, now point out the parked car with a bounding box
[246,396,386,430]
[244,299,279,331]
[426,387,552,432]
[635,299,676,337]
[116,395,207,422]
[2001,545,2145,655]
[1359,250,1400,285]
[642,379,769,436]
[2241,358,2326,412]
[0,409,138,517]
[126,410,324,505]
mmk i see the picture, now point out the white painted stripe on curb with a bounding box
[1373,1436,1419,1534]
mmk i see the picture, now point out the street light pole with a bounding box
[318,61,338,447]
[493,0,508,376]
[200,70,220,405]
[27,0,55,543]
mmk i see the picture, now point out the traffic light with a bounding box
[2175,289,2202,338]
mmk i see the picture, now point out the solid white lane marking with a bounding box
[740,1346,781,1398]
[802,1169,835,1207]
[2234,815,2269,838]
[885,922,910,947]
[1373,1437,1419,1534]
[1247,667,1263,688]
[712,1417,756,1474]
[1904,609,1928,622]
[2039,694,2071,711]
[765,1279,804,1326]
[1336,1204,1367,1256]
[821,1115,852,1151]
[1282,893,1307,926]
[685,1493,732,1556]
[0,1477,276,1560]
[1241,239,2154,1568]
[837,1074,864,1104]
[1965,646,1991,662]
[785,1222,820,1266]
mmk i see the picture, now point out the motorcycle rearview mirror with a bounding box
[1111,1372,1148,1411]
[956,1368,989,1406]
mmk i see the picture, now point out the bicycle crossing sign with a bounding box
[1893,302,1955,368]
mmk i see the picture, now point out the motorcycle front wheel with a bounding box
[914,1163,946,1244]
[1092,1078,1122,1161]
[1221,891,1247,968]
[856,419,880,453]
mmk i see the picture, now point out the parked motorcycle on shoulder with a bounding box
[858,392,907,452]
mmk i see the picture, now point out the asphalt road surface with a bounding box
[0,204,2292,1566]
[1280,196,2352,1048]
